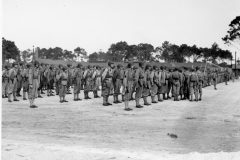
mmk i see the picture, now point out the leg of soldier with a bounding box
[214,80,217,90]
[199,82,203,101]
[150,83,158,103]
[176,82,180,101]
[13,79,19,101]
[135,86,143,107]
[189,82,194,101]
[2,81,6,98]
[63,85,68,102]
[102,80,109,106]
[7,79,15,102]
[142,85,151,106]
[172,82,177,101]
[194,82,198,101]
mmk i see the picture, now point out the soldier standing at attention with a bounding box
[189,68,199,101]
[2,64,10,98]
[72,63,83,101]
[56,66,68,103]
[183,67,191,100]
[101,61,114,106]
[8,62,19,102]
[224,69,229,85]
[231,72,235,82]
[66,64,73,94]
[16,62,24,97]
[112,64,123,103]
[83,65,93,99]
[37,63,45,98]
[179,68,185,100]
[22,63,32,100]
[130,65,138,101]
[122,63,134,111]
[28,61,40,108]
[45,64,55,97]
[91,65,101,98]
[134,62,145,108]
[171,68,181,101]
[157,66,164,102]
[212,69,218,90]
[196,66,204,101]
[95,65,102,98]
[150,65,158,103]
[142,64,151,106]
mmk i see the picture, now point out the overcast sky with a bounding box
[2,0,240,57]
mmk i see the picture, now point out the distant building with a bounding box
[232,65,240,77]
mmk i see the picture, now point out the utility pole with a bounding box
[235,52,237,76]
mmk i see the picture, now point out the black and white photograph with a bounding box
[1,0,240,159]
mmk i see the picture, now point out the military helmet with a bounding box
[4,64,9,69]
[108,61,114,66]
[67,63,72,67]
[26,63,32,68]
[34,61,40,66]
[117,64,122,69]
[77,63,82,68]
[12,62,18,67]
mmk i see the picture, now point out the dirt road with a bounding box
[2,80,240,160]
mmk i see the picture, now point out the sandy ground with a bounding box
[1,80,240,160]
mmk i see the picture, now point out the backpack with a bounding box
[190,73,197,82]
[172,72,179,80]
[197,72,204,81]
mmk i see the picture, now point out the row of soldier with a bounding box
[2,61,235,110]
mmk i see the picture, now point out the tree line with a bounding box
[2,16,239,64]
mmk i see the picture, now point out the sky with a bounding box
[2,0,240,59]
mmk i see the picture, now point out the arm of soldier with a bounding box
[29,69,33,88]
[101,68,108,81]
[150,71,154,85]
[92,70,96,79]
[83,70,88,79]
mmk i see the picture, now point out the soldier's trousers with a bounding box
[73,78,81,94]
[8,79,17,94]
[102,79,112,97]
[213,79,217,88]
[113,79,122,96]
[59,83,67,97]
[28,79,39,99]
[172,80,180,98]
[2,81,9,95]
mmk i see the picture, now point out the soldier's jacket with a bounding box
[55,69,63,82]
[183,71,191,84]
[8,68,18,80]
[123,68,134,92]
[29,67,40,84]
[45,69,55,82]
[171,71,181,83]
[196,70,204,82]
[22,68,30,82]
[159,70,166,85]
[16,67,23,82]
[83,69,94,80]
[2,69,9,82]
[73,68,83,79]
[212,72,218,80]
[112,69,121,83]
[150,70,159,86]
[134,68,145,87]
[101,67,113,81]
[144,70,151,89]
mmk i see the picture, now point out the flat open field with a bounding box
[2,80,240,160]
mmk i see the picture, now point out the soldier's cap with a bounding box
[127,62,133,68]
[145,64,151,69]
[133,65,138,69]
[67,64,72,67]
[108,61,114,66]
[63,66,68,70]
[12,62,18,67]
[87,65,92,68]
[58,64,63,68]
[41,62,44,65]
[96,65,101,69]
[19,61,24,66]
[26,63,32,68]
[117,64,122,68]
[153,65,158,69]
[4,64,9,69]
[77,63,82,68]
[196,66,200,70]
[34,61,40,66]
[160,66,163,70]
[139,62,144,67]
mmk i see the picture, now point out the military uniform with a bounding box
[22,64,31,100]
[72,64,83,101]
[101,62,114,106]
[183,68,191,99]
[2,66,9,98]
[56,66,68,103]
[113,65,123,103]
[157,67,164,102]
[212,70,218,90]
[92,66,101,98]
[83,66,93,99]
[45,66,55,96]
[142,65,151,105]
[196,68,204,101]
[8,63,19,102]
[150,66,158,103]
[171,69,181,101]
[189,69,199,101]
[122,64,134,111]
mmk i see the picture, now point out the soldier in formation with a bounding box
[3,61,234,111]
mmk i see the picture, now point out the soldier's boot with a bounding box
[77,93,82,101]
[122,95,125,102]
[73,94,77,101]
[103,97,108,106]
[130,93,135,101]
[113,95,117,103]
[157,94,163,102]
[176,95,179,101]
[23,92,27,100]
[199,94,202,101]
[151,96,157,103]
[189,95,193,102]
[13,92,19,101]
[63,96,68,102]
[47,89,50,96]
[38,91,43,98]
[194,92,198,101]
[136,98,143,108]
[96,91,100,98]
[143,97,151,106]
[50,89,54,96]
[106,96,112,105]
[93,91,96,98]
[41,89,45,94]
[87,92,91,99]
[116,95,122,103]
[60,97,63,103]
[8,93,12,102]
[84,91,88,99]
